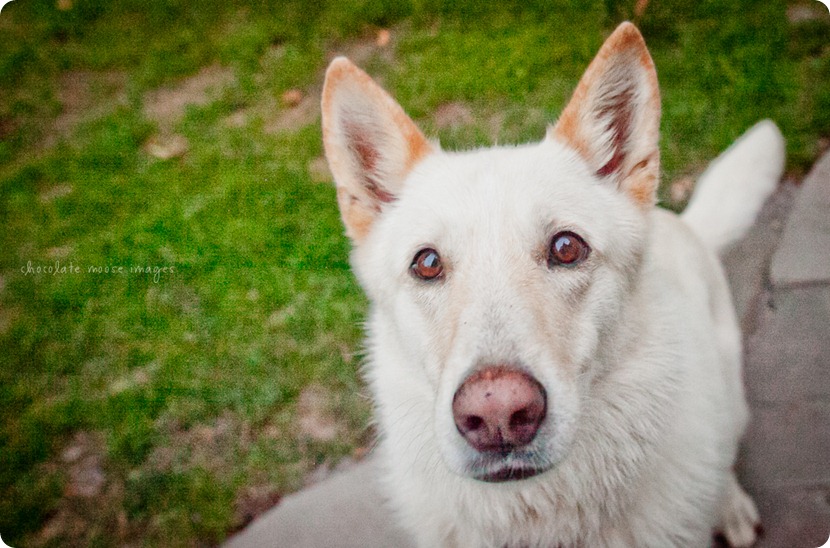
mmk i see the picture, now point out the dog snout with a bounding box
[452,366,546,453]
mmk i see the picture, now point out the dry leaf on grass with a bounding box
[281,88,304,107]
[376,29,391,47]
[144,134,189,160]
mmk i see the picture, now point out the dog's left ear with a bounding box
[550,22,660,207]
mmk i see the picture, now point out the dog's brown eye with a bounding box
[548,231,590,267]
[411,248,443,280]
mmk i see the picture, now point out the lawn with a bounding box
[1,0,828,546]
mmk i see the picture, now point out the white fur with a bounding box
[321,23,777,548]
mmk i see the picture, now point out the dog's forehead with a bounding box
[397,140,613,234]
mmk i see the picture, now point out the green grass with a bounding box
[1,0,828,545]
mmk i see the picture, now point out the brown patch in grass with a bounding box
[38,184,73,203]
[224,109,248,128]
[434,102,474,130]
[143,64,234,130]
[265,92,320,134]
[51,71,128,144]
[233,485,283,529]
[30,431,123,547]
[45,245,74,259]
[152,411,253,475]
[296,384,343,443]
[0,306,17,335]
[61,431,107,498]
[0,115,19,140]
[108,360,160,395]
[787,4,827,22]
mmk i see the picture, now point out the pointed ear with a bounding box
[550,22,661,207]
[321,57,434,242]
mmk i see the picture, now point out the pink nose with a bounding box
[452,366,546,453]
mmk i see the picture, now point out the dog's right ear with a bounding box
[322,57,434,243]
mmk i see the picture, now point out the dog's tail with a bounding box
[681,120,785,253]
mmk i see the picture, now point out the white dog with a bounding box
[321,22,784,547]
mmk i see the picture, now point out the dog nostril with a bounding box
[510,408,533,428]
[464,415,484,432]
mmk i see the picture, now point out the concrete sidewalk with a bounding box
[226,152,830,548]
[732,151,830,548]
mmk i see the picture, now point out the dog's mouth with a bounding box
[475,464,545,483]
[466,451,553,483]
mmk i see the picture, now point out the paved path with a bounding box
[730,152,830,548]
[226,153,830,548]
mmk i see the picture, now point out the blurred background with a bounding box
[1,0,828,546]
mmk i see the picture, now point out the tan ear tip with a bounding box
[323,57,357,113]
[326,56,357,78]
[610,21,646,46]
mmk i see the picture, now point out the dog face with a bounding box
[322,23,661,482]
